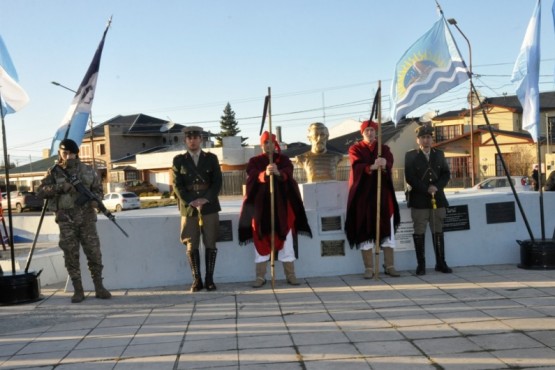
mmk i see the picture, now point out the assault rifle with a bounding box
[54,165,129,238]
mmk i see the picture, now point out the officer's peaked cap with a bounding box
[416,125,434,137]
[183,126,203,136]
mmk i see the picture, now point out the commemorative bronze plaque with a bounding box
[443,205,470,232]
[486,201,516,224]
[321,216,342,232]
[321,240,345,257]
[217,220,233,242]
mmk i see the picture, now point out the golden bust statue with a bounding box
[296,122,343,183]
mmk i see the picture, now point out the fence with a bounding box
[220,167,407,196]
[220,171,247,196]
[219,166,502,196]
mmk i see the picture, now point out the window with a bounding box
[447,157,469,178]
[495,153,516,176]
[81,145,91,158]
[548,116,555,147]
[96,143,106,155]
[435,125,463,143]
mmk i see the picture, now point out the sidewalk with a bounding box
[1,265,555,369]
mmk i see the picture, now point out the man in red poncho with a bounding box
[238,131,312,288]
[345,120,401,278]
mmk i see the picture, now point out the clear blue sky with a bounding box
[1,0,554,166]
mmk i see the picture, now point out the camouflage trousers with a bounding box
[56,208,104,281]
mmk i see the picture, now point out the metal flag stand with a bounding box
[0,94,42,305]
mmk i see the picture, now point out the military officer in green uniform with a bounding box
[405,125,453,276]
[172,126,222,292]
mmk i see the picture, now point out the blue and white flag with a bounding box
[390,18,469,124]
[50,18,111,156]
[0,35,29,116]
[511,0,541,142]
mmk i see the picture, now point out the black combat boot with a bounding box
[71,278,85,303]
[204,248,217,291]
[413,234,426,275]
[93,277,112,299]
[433,232,452,273]
[187,249,203,292]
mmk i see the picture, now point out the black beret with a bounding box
[59,139,79,154]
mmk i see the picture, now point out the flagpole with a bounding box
[537,143,545,240]
[374,82,382,280]
[473,84,535,242]
[0,93,16,275]
[267,86,276,289]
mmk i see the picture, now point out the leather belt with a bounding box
[187,183,209,192]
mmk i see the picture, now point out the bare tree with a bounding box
[502,145,535,176]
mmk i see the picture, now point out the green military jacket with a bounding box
[172,150,222,217]
[404,148,451,209]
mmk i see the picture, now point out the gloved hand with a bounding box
[61,182,75,194]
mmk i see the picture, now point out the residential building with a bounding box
[432,91,555,187]
[4,91,555,193]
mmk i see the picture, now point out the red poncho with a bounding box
[238,153,312,256]
[345,140,400,248]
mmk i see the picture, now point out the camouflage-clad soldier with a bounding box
[172,126,222,292]
[37,139,111,303]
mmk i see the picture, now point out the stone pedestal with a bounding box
[299,181,348,211]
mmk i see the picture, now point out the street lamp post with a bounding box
[447,18,475,187]
[51,81,96,169]
[51,81,76,94]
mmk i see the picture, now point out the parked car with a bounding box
[115,180,158,195]
[0,191,43,213]
[103,192,141,212]
[468,176,531,192]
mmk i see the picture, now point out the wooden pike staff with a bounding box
[259,87,276,288]
[267,87,277,289]
[374,82,383,280]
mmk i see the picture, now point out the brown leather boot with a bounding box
[382,247,400,277]
[252,262,267,288]
[283,262,300,285]
[361,249,374,279]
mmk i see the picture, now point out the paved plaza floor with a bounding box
[1,264,555,369]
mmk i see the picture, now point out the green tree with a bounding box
[216,103,247,147]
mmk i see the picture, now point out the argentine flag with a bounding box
[511,0,540,143]
[0,35,29,116]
